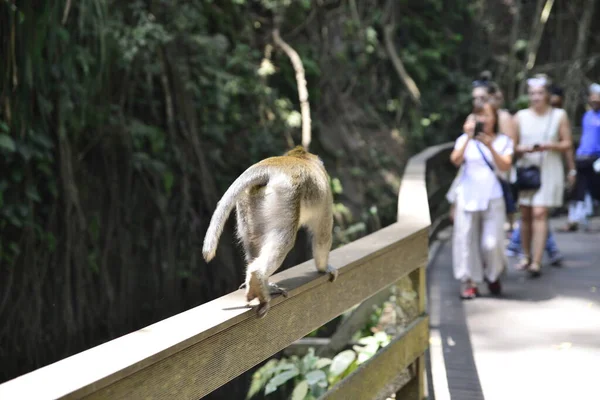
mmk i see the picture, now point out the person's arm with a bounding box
[564,149,577,187]
[463,113,475,135]
[477,133,513,171]
[541,112,573,152]
[500,110,517,143]
[450,125,473,166]
[512,112,532,156]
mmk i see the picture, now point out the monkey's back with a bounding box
[239,154,332,232]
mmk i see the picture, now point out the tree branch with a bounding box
[565,0,596,119]
[517,0,555,94]
[272,28,312,150]
[383,24,421,106]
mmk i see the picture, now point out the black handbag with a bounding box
[475,140,517,214]
[515,108,554,191]
[515,165,541,191]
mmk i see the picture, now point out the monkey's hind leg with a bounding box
[311,217,338,282]
[236,201,260,291]
[245,229,296,318]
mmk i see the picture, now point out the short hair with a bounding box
[550,85,564,97]
[472,71,497,94]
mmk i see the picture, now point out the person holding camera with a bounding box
[513,74,573,276]
[450,103,514,299]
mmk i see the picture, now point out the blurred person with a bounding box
[448,73,495,222]
[513,74,573,276]
[506,84,569,265]
[488,82,518,231]
[450,103,514,299]
[559,83,600,232]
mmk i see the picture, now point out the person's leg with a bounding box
[558,201,579,231]
[452,202,481,299]
[506,223,522,256]
[481,198,506,294]
[545,230,563,266]
[529,206,549,276]
[518,205,533,270]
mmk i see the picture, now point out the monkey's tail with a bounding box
[202,165,269,263]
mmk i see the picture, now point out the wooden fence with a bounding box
[0,143,455,400]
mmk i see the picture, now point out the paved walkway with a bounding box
[427,217,600,400]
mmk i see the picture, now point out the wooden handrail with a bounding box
[0,143,454,400]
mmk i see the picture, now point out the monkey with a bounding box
[202,146,338,318]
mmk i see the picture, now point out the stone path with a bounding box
[427,217,600,400]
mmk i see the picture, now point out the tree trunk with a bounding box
[565,0,596,120]
[517,0,555,95]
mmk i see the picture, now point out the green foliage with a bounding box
[0,0,479,386]
[248,332,391,400]
[248,301,391,399]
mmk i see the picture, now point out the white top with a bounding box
[454,133,514,212]
[515,108,565,207]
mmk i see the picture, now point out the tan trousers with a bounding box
[452,197,507,283]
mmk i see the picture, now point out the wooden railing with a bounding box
[0,143,455,400]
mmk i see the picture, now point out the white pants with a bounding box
[453,197,507,283]
[445,166,463,204]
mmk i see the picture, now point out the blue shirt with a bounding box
[577,110,600,157]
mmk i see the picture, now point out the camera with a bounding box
[474,121,484,137]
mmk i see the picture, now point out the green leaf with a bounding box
[291,380,309,400]
[305,370,327,386]
[163,171,174,194]
[26,185,42,203]
[314,358,332,369]
[247,359,279,399]
[264,368,299,395]
[301,348,318,373]
[0,134,16,152]
[328,350,356,378]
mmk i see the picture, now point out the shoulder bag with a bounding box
[475,138,517,213]
[515,108,554,191]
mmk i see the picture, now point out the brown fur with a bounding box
[203,146,337,318]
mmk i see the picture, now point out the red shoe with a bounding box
[460,286,478,300]
[487,280,502,295]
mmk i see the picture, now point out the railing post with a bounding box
[395,264,426,400]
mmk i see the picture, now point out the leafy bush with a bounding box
[247,332,391,399]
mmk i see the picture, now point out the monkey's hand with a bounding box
[326,265,338,282]
[256,302,270,319]
[241,281,288,297]
[267,282,288,298]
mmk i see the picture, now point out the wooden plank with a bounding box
[397,142,453,226]
[0,221,428,400]
[322,316,429,400]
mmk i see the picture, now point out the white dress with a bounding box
[516,108,565,207]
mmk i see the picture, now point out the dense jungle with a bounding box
[1,0,599,397]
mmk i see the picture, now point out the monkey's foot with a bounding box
[267,282,288,298]
[256,302,270,319]
[326,264,338,282]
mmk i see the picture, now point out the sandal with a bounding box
[515,256,530,271]
[460,281,479,300]
[527,262,542,278]
[557,223,578,232]
[487,279,502,296]
[460,286,478,300]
